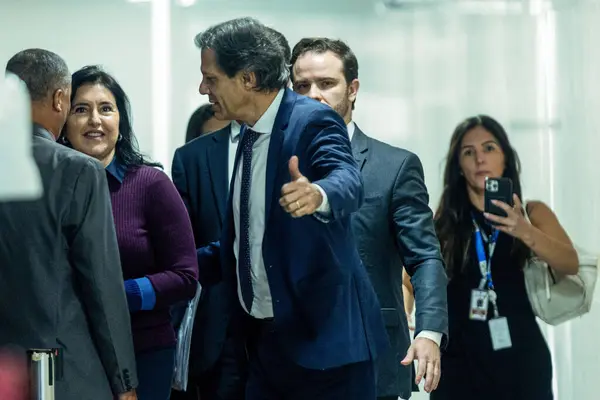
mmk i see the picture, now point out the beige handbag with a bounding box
[523,203,598,326]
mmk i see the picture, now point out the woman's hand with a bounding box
[484,194,533,245]
[487,196,579,274]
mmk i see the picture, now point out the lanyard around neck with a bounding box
[472,216,499,291]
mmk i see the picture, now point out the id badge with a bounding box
[469,289,489,321]
[489,317,512,351]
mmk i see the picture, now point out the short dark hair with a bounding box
[290,38,358,85]
[61,65,161,169]
[185,103,215,143]
[290,38,359,109]
[194,17,289,92]
[5,48,70,102]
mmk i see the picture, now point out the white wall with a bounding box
[1,0,599,398]
[0,0,153,156]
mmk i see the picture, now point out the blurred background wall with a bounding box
[1,0,599,398]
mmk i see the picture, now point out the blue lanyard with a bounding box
[472,218,499,291]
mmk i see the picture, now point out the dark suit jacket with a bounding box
[198,89,389,370]
[171,125,233,374]
[351,126,449,398]
[0,126,137,399]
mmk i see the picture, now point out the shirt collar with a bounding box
[347,120,356,141]
[105,156,127,183]
[247,89,285,134]
[230,120,242,143]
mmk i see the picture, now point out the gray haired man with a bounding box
[0,48,138,400]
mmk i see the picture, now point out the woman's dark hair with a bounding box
[61,65,162,169]
[434,115,528,278]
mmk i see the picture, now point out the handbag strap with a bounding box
[522,200,532,222]
[522,200,553,299]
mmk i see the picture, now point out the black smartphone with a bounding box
[484,177,513,217]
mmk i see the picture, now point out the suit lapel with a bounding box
[206,126,230,224]
[264,89,295,220]
[351,125,369,172]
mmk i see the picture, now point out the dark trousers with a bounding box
[170,335,246,400]
[136,347,176,400]
[245,317,376,400]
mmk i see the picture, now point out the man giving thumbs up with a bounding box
[279,155,326,218]
[193,18,388,400]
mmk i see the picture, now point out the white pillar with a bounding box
[151,0,172,171]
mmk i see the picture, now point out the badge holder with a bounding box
[487,290,512,351]
[469,289,489,321]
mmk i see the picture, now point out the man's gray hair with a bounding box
[266,27,291,65]
[5,49,70,102]
[194,18,289,92]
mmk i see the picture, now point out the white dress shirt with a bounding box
[228,121,242,184]
[347,120,356,142]
[232,90,330,319]
[346,120,442,347]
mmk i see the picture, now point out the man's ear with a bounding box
[347,78,360,104]
[52,88,68,113]
[241,71,257,91]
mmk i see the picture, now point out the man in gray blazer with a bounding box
[0,49,137,400]
[291,38,449,400]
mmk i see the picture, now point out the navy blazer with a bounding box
[171,126,233,374]
[198,89,389,370]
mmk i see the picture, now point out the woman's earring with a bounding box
[57,136,69,145]
[118,134,123,142]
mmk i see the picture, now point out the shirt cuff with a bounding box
[136,277,157,311]
[313,184,331,215]
[415,330,442,347]
[124,278,157,312]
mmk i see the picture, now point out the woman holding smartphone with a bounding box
[431,115,578,400]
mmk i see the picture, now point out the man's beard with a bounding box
[332,94,351,122]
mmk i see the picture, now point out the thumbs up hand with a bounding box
[288,155,306,182]
[279,156,323,218]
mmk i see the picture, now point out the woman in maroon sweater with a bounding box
[60,65,198,400]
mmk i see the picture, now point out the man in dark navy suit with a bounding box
[194,18,388,399]
[290,38,449,400]
[171,26,294,400]
[171,118,246,400]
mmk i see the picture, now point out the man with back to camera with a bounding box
[172,114,245,400]
[171,26,294,400]
[290,38,449,400]
[0,48,137,400]
[172,105,245,400]
[192,17,389,399]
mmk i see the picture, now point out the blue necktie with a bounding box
[238,127,260,312]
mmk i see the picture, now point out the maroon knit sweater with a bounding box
[107,165,198,353]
